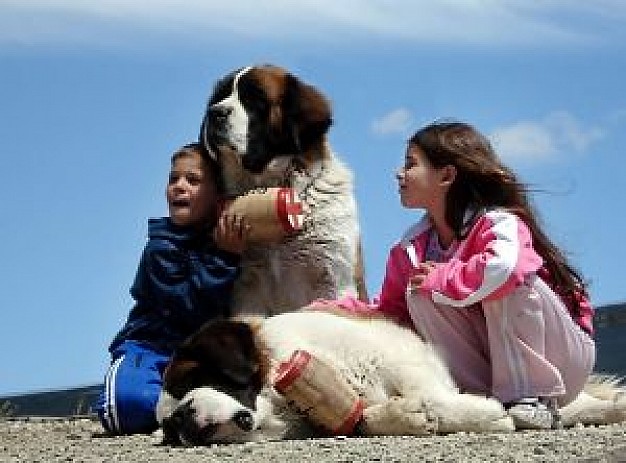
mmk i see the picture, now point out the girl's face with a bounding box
[166,151,219,227]
[396,144,453,213]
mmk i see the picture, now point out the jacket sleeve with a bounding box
[316,244,413,326]
[371,244,414,326]
[419,211,543,307]
[137,239,240,319]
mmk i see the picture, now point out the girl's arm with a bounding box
[311,244,414,326]
[418,210,543,307]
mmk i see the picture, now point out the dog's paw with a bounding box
[361,397,438,436]
[424,395,514,434]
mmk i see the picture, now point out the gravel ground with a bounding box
[1,417,626,462]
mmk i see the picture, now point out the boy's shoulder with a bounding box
[148,217,195,241]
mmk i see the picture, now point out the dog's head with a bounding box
[200,64,332,176]
[156,319,275,445]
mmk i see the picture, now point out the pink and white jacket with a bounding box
[334,209,594,335]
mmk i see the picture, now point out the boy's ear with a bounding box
[440,165,457,187]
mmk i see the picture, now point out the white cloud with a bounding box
[1,0,625,48]
[371,108,414,136]
[489,111,605,162]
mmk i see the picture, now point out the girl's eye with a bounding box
[186,174,203,186]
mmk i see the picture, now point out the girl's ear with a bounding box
[439,165,457,187]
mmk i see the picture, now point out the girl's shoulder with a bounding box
[399,214,431,246]
[463,207,525,233]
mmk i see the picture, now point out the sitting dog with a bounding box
[200,64,367,316]
[156,310,626,445]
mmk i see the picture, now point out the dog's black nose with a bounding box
[232,410,254,431]
[208,105,232,126]
[170,400,195,427]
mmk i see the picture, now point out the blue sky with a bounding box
[1,1,625,396]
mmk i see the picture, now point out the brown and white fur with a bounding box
[155,308,626,445]
[200,64,367,316]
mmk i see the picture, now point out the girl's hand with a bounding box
[213,213,251,255]
[408,261,437,292]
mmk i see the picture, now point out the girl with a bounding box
[335,121,595,430]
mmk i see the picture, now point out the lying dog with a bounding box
[156,310,514,444]
[200,64,367,316]
[155,309,626,445]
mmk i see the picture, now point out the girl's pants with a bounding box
[407,275,595,406]
[95,340,172,434]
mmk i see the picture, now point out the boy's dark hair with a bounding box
[171,142,224,193]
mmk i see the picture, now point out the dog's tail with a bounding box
[560,373,626,427]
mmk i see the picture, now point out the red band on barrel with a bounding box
[333,398,365,436]
[273,350,311,392]
[276,188,303,233]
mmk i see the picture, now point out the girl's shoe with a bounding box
[506,397,561,430]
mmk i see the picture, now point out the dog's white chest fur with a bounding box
[232,155,360,316]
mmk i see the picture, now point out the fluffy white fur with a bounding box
[157,310,626,444]
[157,310,515,443]
[229,154,360,316]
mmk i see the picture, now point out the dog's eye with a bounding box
[239,83,269,113]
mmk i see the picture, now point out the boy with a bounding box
[96,143,249,434]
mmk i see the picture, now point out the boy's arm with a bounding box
[142,240,240,316]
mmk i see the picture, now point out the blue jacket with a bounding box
[109,217,241,352]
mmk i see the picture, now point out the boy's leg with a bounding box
[96,341,171,434]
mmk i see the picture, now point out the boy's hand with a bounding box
[213,213,251,255]
[408,261,437,292]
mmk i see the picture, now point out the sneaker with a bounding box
[506,397,561,430]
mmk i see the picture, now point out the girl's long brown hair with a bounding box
[409,121,587,315]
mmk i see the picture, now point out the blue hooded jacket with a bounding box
[109,217,240,352]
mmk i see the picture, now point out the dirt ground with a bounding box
[1,416,626,462]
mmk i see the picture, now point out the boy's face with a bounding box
[166,151,219,228]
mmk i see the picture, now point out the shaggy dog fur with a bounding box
[200,64,367,316]
[156,309,626,445]
[156,64,626,446]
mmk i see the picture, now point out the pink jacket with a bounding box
[335,210,594,335]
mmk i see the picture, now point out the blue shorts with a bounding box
[95,340,172,434]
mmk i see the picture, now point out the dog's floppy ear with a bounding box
[283,73,333,153]
[185,320,261,386]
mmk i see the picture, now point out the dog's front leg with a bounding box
[359,397,438,436]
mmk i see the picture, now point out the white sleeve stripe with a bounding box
[103,355,125,433]
[406,244,418,267]
[431,211,520,307]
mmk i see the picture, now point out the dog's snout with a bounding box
[232,410,254,431]
[208,105,232,126]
